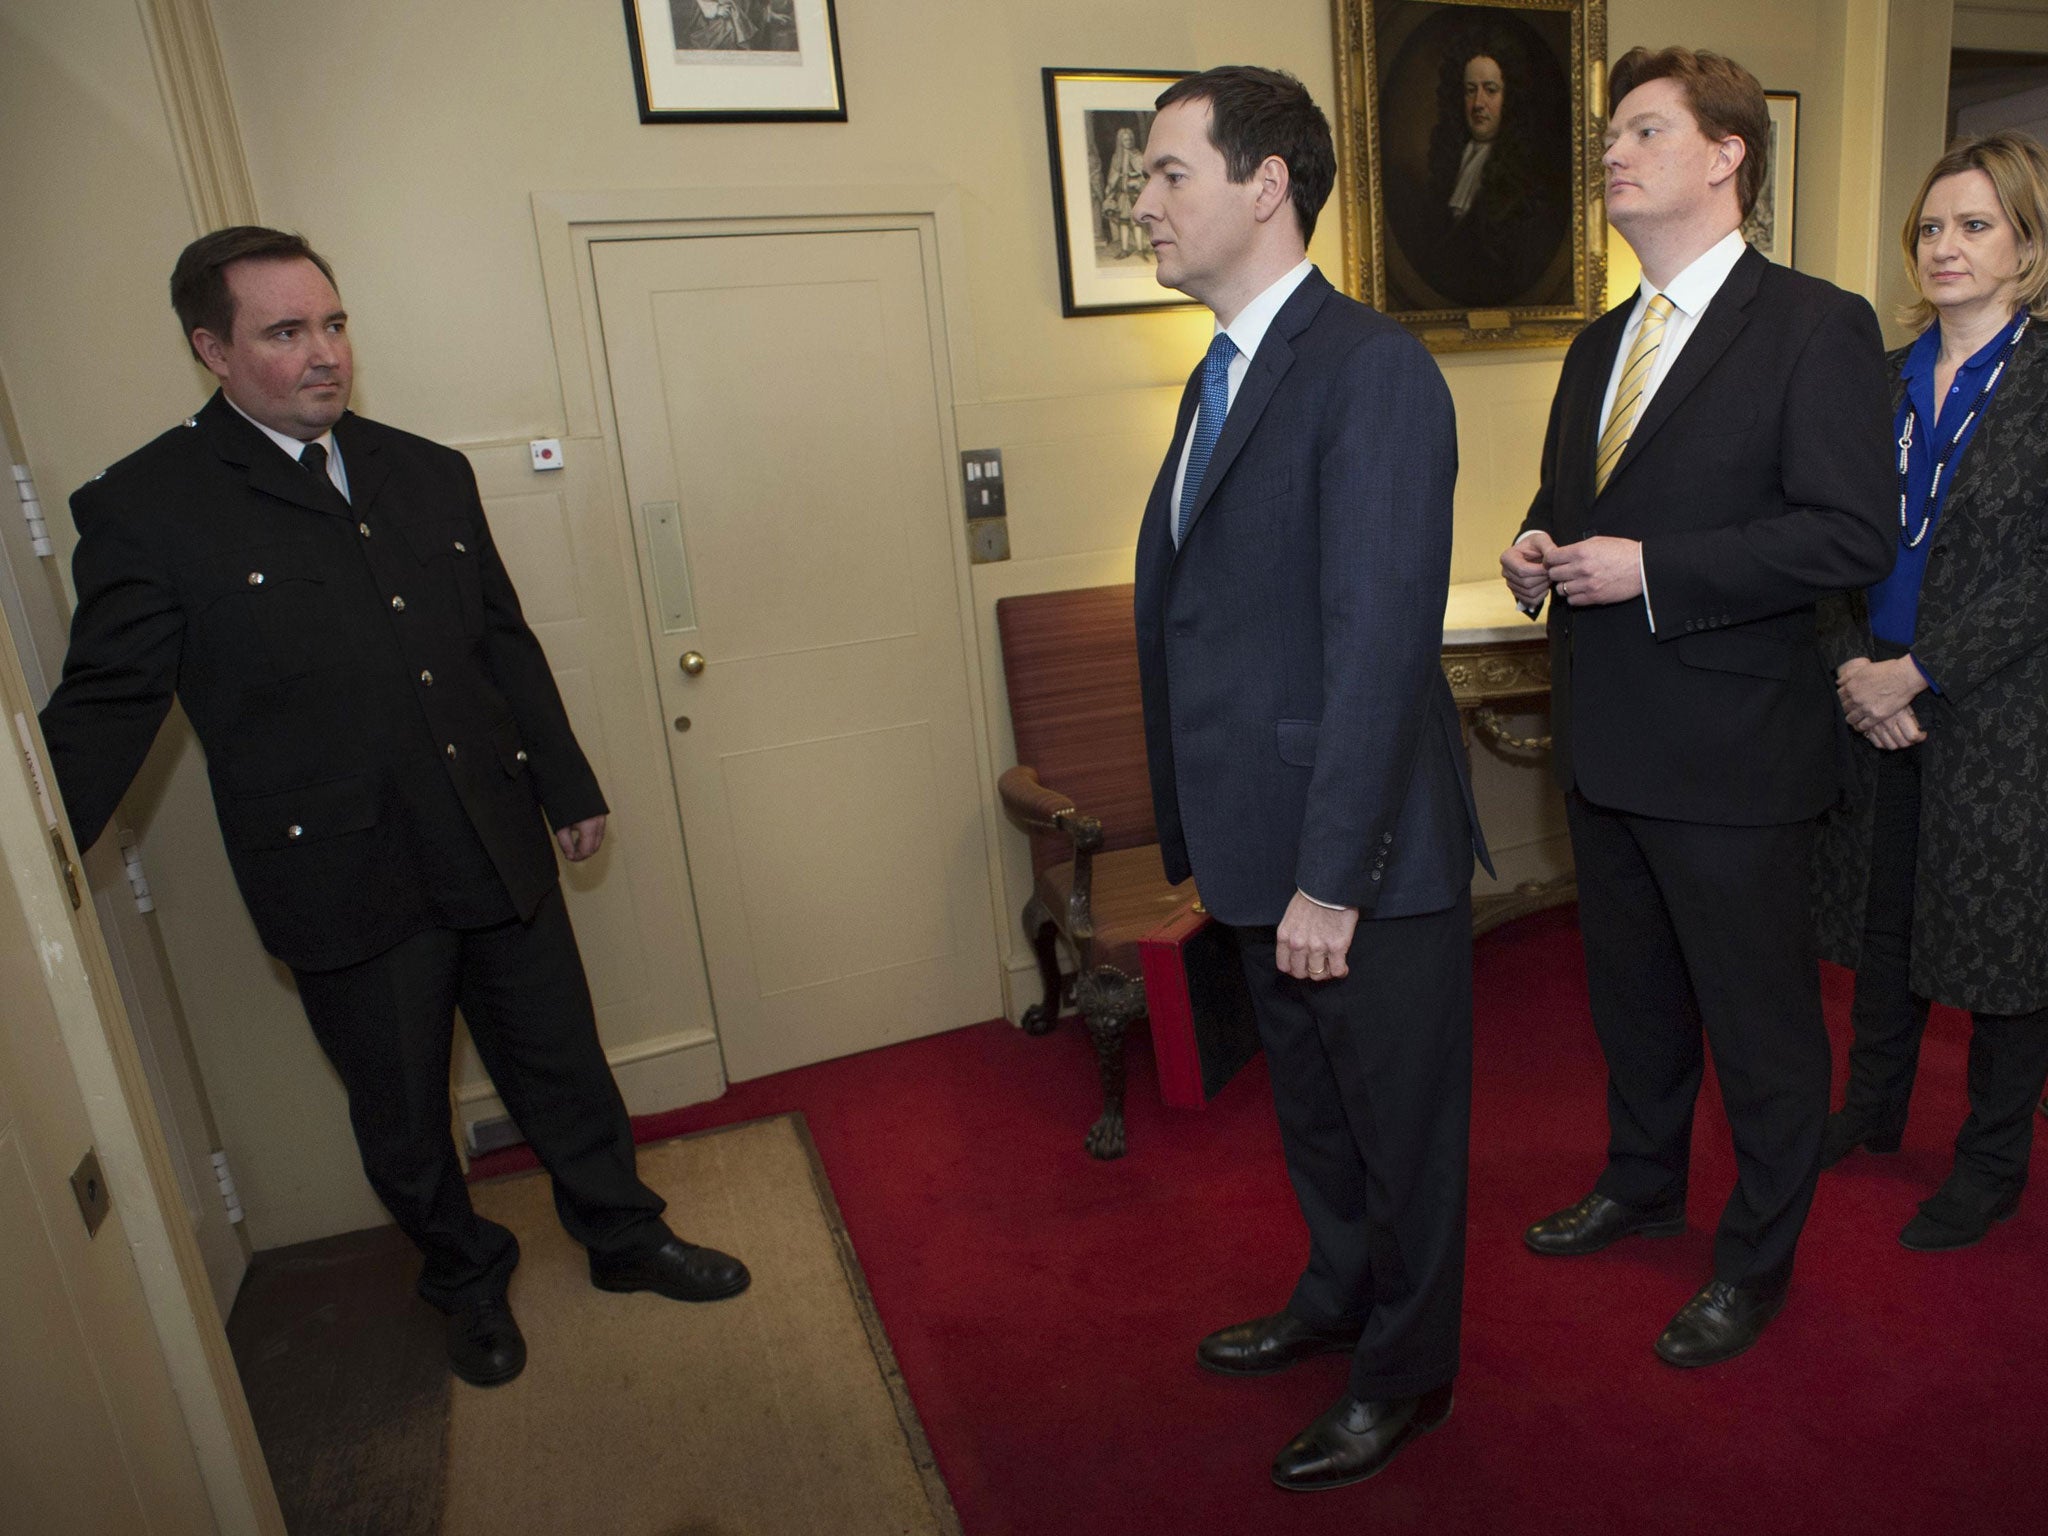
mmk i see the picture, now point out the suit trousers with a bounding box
[1840,742,2048,1192]
[1233,889,1472,1400]
[293,883,670,1310]
[1568,792,1830,1288]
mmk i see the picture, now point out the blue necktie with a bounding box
[1176,331,1239,546]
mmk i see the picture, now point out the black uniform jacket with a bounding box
[39,393,605,972]
[1520,248,1896,825]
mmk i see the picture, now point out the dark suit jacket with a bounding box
[1134,268,1489,927]
[1815,327,2048,1014]
[39,392,604,972]
[1520,247,1895,825]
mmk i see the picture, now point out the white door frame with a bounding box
[529,185,1011,1032]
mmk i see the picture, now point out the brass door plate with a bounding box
[70,1148,111,1238]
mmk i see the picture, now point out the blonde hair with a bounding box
[1899,130,2048,332]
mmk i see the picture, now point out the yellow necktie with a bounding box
[1593,293,1676,494]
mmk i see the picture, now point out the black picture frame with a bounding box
[622,0,847,123]
[1744,92,1800,266]
[1041,68,1201,317]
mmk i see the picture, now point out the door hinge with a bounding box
[13,463,53,558]
[117,829,155,914]
[209,1150,245,1225]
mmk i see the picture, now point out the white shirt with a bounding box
[226,396,350,503]
[1522,228,1749,630]
[1169,258,1315,541]
[1447,141,1493,220]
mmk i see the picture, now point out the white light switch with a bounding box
[529,439,564,471]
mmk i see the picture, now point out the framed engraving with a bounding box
[1041,67,1202,317]
[1332,0,1608,351]
[1744,92,1800,266]
[622,0,846,123]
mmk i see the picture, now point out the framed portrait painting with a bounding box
[1333,0,1607,351]
[1743,92,1800,265]
[622,0,846,122]
[1041,68,1200,317]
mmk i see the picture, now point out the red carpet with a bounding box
[474,907,2047,1532]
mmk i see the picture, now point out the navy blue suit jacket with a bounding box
[1134,269,1490,927]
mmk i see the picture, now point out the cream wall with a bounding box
[1,0,1955,1250]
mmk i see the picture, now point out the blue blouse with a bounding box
[1869,311,2029,659]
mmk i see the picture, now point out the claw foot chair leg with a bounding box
[1083,1009,1128,1159]
[1020,896,1063,1037]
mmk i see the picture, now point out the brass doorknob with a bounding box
[679,651,706,676]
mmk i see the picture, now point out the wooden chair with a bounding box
[995,583,1194,1158]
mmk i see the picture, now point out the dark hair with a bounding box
[1155,66,1336,243]
[170,226,337,358]
[1428,29,1540,197]
[1608,47,1769,219]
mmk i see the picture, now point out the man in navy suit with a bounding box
[1501,48,1892,1367]
[1130,65,1490,1492]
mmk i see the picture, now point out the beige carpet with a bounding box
[445,1114,959,1536]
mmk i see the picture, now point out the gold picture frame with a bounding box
[1331,0,1608,352]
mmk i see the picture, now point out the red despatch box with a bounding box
[1139,904,1262,1109]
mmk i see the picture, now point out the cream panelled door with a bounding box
[0,718,232,1532]
[594,230,999,1080]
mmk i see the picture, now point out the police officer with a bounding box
[40,226,748,1386]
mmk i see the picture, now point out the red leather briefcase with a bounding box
[1139,903,1261,1109]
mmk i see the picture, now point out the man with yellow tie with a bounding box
[1499,48,1892,1367]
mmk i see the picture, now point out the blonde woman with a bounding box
[1816,131,2048,1250]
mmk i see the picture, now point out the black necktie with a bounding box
[298,441,329,482]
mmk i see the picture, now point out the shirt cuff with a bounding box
[1911,655,1942,695]
[1298,888,1346,912]
[1639,545,1656,633]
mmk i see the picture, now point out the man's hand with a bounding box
[1276,892,1360,981]
[1837,655,1929,734]
[555,814,607,862]
[1543,536,1643,606]
[1862,705,1926,751]
[1501,530,1556,608]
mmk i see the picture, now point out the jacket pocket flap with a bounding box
[1275,718,1320,767]
[490,720,530,777]
[186,541,327,603]
[219,776,377,850]
[1674,629,1793,679]
[398,513,477,567]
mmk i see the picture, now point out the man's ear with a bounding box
[191,327,232,381]
[1251,153,1294,225]
[1708,134,1748,194]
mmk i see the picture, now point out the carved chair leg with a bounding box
[1082,1008,1129,1160]
[1019,896,1063,1036]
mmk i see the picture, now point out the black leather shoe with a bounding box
[446,1296,525,1387]
[1820,1108,1905,1170]
[1196,1311,1363,1377]
[1653,1278,1787,1368]
[1270,1384,1454,1491]
[590,1237,751,1302]
[1524,1191,1685,1256]
[1899,1176,2023,1252]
